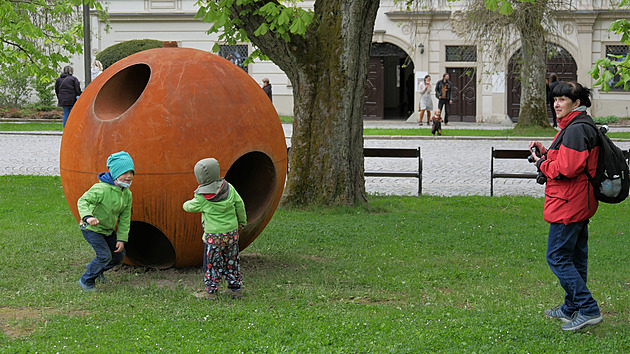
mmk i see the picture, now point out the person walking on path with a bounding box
[529,81,603,332]
[55,65,82,128]
[435,73,453,126]
[418,75,433,125]
[262,78,273,102]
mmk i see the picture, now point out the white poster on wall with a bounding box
[416,71,428,92]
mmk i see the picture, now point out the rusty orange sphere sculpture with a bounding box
[60,48,287,268]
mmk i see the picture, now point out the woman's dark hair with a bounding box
[549,73,558,83]
[551,81,591,108]
[424,74,430,80]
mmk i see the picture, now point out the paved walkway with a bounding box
[2,121,630,197]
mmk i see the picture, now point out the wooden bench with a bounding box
[363,147,422,195]
[287,147,423,195]
[490,148,537,196]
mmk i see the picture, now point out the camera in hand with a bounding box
[527,146,547,184]
[527,146,539,163]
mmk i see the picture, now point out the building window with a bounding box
[605,45,629,91]
[218,45,249,73]
[148,0,179,10]
[445,46,477,62]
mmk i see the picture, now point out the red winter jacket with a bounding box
[537,111,599,224]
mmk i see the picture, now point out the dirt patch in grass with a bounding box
[0,306,87,339]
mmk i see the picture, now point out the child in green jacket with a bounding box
[183,158,247,299]
[77,151,134,291]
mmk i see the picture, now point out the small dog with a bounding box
[431,109,443,136]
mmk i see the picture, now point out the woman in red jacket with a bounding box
[529,81,602,332]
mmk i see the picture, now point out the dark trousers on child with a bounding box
[202,230,242,293]
[80,229,125,286]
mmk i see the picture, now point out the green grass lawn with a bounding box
[1,176,629,351]
[0,122,63,131]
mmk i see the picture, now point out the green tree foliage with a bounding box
[196,0,378,207]
[589,0,630,91]
[0,0,105,84]
[96,39,165,70]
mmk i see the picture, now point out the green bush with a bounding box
[96,39,164,69]
[31,77,55,108]
[592,115,621,124]
[0,70,32,108]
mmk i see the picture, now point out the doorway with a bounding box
[363,43,415,120]
[444,67,477,122]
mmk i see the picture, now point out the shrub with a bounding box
[0,70,32,108]
[592,115,621,124]
[96,39,164,69]
[31,78,56,107]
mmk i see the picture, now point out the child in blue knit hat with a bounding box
[77,151,135,291]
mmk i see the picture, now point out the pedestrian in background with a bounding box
[55,65,82,128]
[91,60,103,82]
[262,78,273,102]
[418,75,433,126]
[435,73,452,126]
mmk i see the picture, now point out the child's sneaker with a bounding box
[78,279,96,292]
[561,313,603,331]
[544,305,572,323]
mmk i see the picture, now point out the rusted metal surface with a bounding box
[60,48,287,268]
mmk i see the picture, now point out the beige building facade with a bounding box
[70,0,630,122]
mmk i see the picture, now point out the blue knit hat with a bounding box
[107,151,135,179]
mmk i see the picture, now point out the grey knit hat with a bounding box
[193,158,224,194]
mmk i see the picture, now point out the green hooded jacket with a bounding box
[77,181,133,242]
[182,182,247,235]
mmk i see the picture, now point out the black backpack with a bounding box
[565,116,630,203]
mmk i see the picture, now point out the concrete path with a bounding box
[2,121,630,197]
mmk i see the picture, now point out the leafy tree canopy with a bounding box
[195,0,314,64]
[0,0,105,83]
[589,0,630,91]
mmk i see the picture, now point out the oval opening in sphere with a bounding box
[94,63,150,120]
[125,221,176,269]
[225,151,276,224]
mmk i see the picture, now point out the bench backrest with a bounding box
[363,147,420,158]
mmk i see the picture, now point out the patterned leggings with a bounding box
[202,231,242,293]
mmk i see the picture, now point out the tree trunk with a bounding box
[514,1,550,128]
[231,0,379,206]
[284,1,379,206]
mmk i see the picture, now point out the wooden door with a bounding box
[446,67,476,122]
[363,58,384,119]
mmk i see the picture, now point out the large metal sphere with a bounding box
[60,47,287,268]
